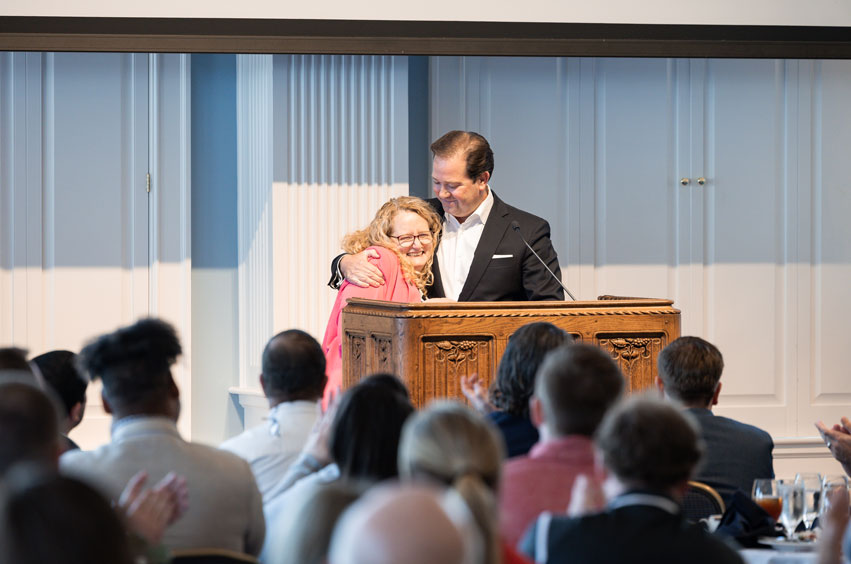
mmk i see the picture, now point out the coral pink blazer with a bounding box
[321,247,421,406]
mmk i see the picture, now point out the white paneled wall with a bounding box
[430,56,851,477]
[234,55,408,399]
[0,52,192,447]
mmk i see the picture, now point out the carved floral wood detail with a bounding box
[597,335,664,392]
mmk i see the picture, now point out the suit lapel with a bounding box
[457,194,510,301]
[425,198,447,298]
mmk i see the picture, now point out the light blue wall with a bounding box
[190,54,243,446]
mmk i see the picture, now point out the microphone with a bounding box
[510,220,576,301]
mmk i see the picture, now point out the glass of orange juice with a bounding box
[753,479,782,521]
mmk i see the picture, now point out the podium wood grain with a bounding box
[341,298,680,408]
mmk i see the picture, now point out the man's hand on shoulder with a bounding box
[340,249,385,288]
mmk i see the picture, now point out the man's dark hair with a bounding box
[31,351,87,418]
[78,318,181,411]
[0,347,32,374]
[0,382,60,476]
[430,130,495,182]
[657,336,724,406]
[262,330,327,401]
[0,468,134,564]
[535,344,624,437]
[490,322,573,417]
[596,396,703,491]
[329,374,414,481]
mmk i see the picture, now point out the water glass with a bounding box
[752,479,782,521]
[794,472,823,529]
[777,479,805,538]
[821,474,850,519]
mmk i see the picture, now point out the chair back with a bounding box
[682,480,725,523]
[170,548,259,564]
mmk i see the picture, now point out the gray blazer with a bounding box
[686,407,775,504]
[61,416,265,555]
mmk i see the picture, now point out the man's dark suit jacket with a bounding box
[519,496,744,564]
[686,407,775,505]
[329,192,565,301]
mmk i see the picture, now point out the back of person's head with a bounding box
[0,466,133,564]
[534,344,625,437]
[262,330,327,402]
[657,336,724,407]
[490,322,573,417]
[78,318,182,415]
[266,480,368,564]
[596,395,703,492]
[328,484,469,564]
[0,381,61,477]
[398,401,504,564]
[329,374,414,481]
[31,350,87,420]
[0,347,33,375]
[430,130,495,182]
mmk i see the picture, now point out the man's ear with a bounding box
[655,376,665,395]
[529,395,544,428]
[477,171,490,187]
[69,401,85,427]
[259,374,268,396]
[711,381,722,406]
[101,390,113,415]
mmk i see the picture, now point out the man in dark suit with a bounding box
[329,130,564,301]
[657,336,775,505]
[519,396,743,564]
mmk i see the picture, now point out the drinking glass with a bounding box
[794,472,823,529]
[777,479,805,538]
[752,479,782,521]
[820,474,850,521]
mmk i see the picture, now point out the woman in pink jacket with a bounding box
[322,196,442,405]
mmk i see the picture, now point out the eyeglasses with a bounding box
[390,233,433,248]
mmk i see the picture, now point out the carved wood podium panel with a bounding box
[341,298,680,408]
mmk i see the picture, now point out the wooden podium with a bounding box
[341,298,680,408]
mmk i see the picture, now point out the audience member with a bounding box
[816,416,851,478]
[31,350,88,452]
[0,346,32,373]
[399,401,531,564]
[657,336,774,504]
[0,466,135,564]
[462,322,572,457]
[221,330,325,498]
[499,344,624,546]
[264,479,367,564]
[261,374,414,561]
[60,318,265,556]
[520,396,743,564]
[0,379,61,477]
[328,484,471,564]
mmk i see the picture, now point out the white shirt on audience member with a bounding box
[220,400,319,499]
[436,188,494,301]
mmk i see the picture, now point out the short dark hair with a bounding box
[0,468,134,564]
[31,351,87,417]
[262,330,327,401]
[0,347,32,374]
[657,336,724,406]
[329,374,414,481]
[0,382,60,476]
[535,344,624,437]
[596,396,703,491]
[78,318,181,410]
[430,130,495,182]
[490,322,573,417]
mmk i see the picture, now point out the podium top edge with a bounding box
[344,297,677,311]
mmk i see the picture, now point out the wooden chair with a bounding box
[682,480,725,523]
[170,548,259,564]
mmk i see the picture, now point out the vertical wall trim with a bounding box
[237,54,274,388]
[42,53,55,348]
[148,53,159,315]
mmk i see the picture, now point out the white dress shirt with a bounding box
[219,399,319,499]
[436,188,495,301]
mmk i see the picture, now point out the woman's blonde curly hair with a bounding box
[341,196,442,294]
